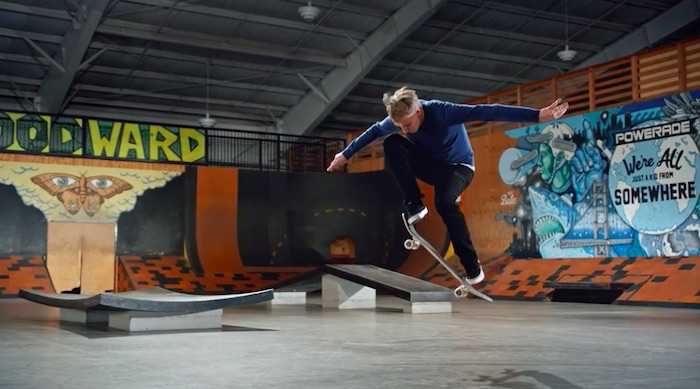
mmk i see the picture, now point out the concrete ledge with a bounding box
[322,274,375,309]
[108,309,223,332]
[399,301,453,314]
[271,291,307,305]
[60,308,109,324]
[324,265,455,302]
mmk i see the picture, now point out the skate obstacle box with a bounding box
[322,264,457,313]
[269,272,323,306]
[19,287,273,332]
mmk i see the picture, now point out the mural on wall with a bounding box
[0,160,182,223]
[0,111,206,163]
[497,91,700,258]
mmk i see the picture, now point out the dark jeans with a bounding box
[383,134,481,278]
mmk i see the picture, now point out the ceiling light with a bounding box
[298,1,320,22]
[198,114,216,128]
[557,45,577,61]
[558,0,577,62]
[200,59,216,128]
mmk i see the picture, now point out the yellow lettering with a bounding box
[0,112,18,150]
[118,123,146,159]
[179,128,205,162]
[149,125,179,161]
[40,114,51,153]
[88,120,121,157]
[62,127,73,143]
[72,118,83,155]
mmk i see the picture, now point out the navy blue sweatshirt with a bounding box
[342,100,540,167]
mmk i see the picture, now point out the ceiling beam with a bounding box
[0,51,51,67]
[402,40,572,70]
[424,21,603,53]
[452,0,635,32]
[71,97,272,122]
[1,73,290,114]
[361,78,482,98]
[0,2,347,67]
[379,60,530,84]
[344,95,383,105]
[0,1,68,21]
[125,0,603,55]
[93,32,548,86]
[281,0,448,135]
[97,19,346,67]
[36,0,109,113]
[123,0,367,40]
[280,0,391,18]
[0,26,63,45]
[0,2,573,75]
[90,41,330,79]
[0,87,36,98]
[577,0,700,68]
[0,51,300,108]
[74,83,288,113]
[622,0,675,11]
[1,75,42,86]
[62,105,270,131]
[328,112,379,124]
[316,122,365,131]
[86,65,305,96]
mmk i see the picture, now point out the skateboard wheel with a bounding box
[454,286,467,298]
[404,239,420,250]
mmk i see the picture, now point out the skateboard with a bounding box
[402,213,493,302]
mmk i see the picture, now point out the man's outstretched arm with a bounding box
[538,99,569,122]
[441,99,568,124]
[327,117,396,172]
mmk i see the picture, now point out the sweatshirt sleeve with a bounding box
[438,101,540,125]
[341,116,397,159]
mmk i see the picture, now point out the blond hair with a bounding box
[382,87,419,119]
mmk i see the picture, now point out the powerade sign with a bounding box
[609,118,699,234]
[0,111,206,163]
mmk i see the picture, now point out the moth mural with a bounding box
[0,158,182,223]
[31,173,133,216]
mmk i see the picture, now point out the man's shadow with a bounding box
[474,369,583,389]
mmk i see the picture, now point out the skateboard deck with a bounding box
[402,213,493,303]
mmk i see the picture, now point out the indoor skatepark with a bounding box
[1,1,699,388]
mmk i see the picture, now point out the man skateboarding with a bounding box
[327,87,568,286]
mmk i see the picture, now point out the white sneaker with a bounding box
[406,202,428,224]
[465,267,484,285]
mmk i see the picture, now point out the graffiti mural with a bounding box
[498,91,700,258]
[0,111,206,163]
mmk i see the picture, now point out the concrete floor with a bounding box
[0,295,698,389]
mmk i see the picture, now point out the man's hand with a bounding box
[539,98,569,122]
[326,152,348,172]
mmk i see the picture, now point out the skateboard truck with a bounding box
[402,213,493,302]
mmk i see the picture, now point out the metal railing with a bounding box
[0,110,345,172]
[206,130,345,172]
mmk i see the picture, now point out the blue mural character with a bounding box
[536,142,572,194]
[528,186,589,258]
[570,119,607,202]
